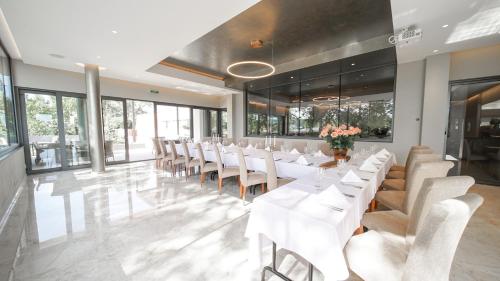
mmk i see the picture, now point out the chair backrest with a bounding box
[292,141,307,153]
[182,141,190,164]
[403,161,454,214]
[237,148,248,186]
[403,194,483,281]
[406,176,474,244]
[196,143,206,169]
[263,150,278,190]
[213,144,224,175]
[319,142,333,156]
[169,140,178,159]
[152,138,161,157]
[404,148,433,173]
[405,153,442,179]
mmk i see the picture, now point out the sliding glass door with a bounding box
[102,98,127,163]
[20,90,89,172]
[126,100,155,161]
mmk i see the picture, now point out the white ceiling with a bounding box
[0,0,259,95]
[391,0,500,63]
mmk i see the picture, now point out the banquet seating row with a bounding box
[345,145,484,281]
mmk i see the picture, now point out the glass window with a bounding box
[157,105,179,139]
[0,45,17,153]
[270,83,300,136]
[126,100,155,161]
[209,110,218,135]
[63,96,90,166]
[178,107,191,138]
[221,111,228,137]
[247,88,269,135]
[102,99,126,162]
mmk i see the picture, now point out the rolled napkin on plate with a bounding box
[314,150,327,158]
[290,148,300,155]
[375,148,390,160]
[246,144,254,150]
[359,160,378,173]
[295,155,309,165]
[341,170,367,188]
[366,155,382,165]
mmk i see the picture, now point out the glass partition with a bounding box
[178,106,191,138]
[126,100,155,161]
[247,88,269,135]
[62,96,90,166]
[102,99,127,162]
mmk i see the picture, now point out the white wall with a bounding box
[12,60,225,108]
[450,44,500,81]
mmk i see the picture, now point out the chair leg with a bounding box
[354,225,364,235]
[218,178,223,194]
[242,185,247,201]
[261,183,265,193]
[200,172,206,185]
[239,184,244,198]
[369,199,377,212]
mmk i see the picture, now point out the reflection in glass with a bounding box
[193,108,208,142]
[209,110,218,135]
[126,100,155,161]
[25,93,61,170]
[247,88,269,135]
[178,107,191,138]
[102,99,126,162]
[63,96,90,166]
[270,84,300,136]
[157,105,178,139]
[221,111,228,137]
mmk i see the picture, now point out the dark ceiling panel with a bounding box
[165,0,394,84]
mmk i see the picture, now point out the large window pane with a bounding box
[209,110,218,136]
[340,65,395,141]
[63,96,90,166]
[178,107,191,138]
[270,83,299,136]
[157,105,179,139]
[0,47,16,151]
[126,100,155,161]
[102,99,126,162]
[193,108,208,142]
[247,88,269,135]
[221,111,228,137]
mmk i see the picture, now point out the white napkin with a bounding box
[265,146,271,152]
[375,149,390,160]
[359,160,378,173]
[314,150,327,158]
[229,143,235,147]
[290,148,300,155]
[246,144,254,150]
[295,155,309,165]
[367,155,382,165]
[203,141,210,145]
[341,170,367,188]
[316,184,350,208]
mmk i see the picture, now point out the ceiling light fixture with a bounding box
[351,63,356,66]
[75,62,85,67]
[111,30,118,34]
[97,55,101,59]
[227,61,275,79]
[442,24,449,28]
[433,49,439,53]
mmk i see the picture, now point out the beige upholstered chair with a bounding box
[382,153,441,191]
[213,144,239,194]
[158,139,171,169]
[196,143,218,185]
[291,141,307,153]
[346,193,483,281]
[389,145,431,173]
[182,141,200,179]
[237,148,266,200]
[152,137,163,168]
[362,176,475,245]
[168,140,185,176]
[386,147,433,179]
[375,161,453,214]
[263,150,293,191]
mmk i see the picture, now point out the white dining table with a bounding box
[244,151,396,281]
[172,142,330,179]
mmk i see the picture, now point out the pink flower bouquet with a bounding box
[319,124,361,150]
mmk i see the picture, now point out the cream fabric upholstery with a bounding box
[383,153,441,190]
[182,141,200,168]
[386,170,405,179]
[376,161,454,214]
[237,148,266,187]
[213,144,239,179]
[196,143,217,173]
[347,193,483,281]
[363,176,475,245]
[169,141,185,165]
[263,150,293,191]
[291,141,307,153]
[387,148,433,179]
[389,145,431,172]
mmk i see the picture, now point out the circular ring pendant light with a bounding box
[226,61,275,79]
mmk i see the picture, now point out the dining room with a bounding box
[0,0,499,281]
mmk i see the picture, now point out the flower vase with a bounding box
[333,148,348,160]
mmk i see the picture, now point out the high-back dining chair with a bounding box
[386,148,433,179]
[152,137,164,168]
[346,193,483,281]
[196,143,218,185]
[182,141,200,180]
[382,153,442,191]
[263,150,293,191]
[237,148,266,201]
[168,140,185,176]
[389,145,431,173]
[213,144,239,194]
[362,176,475,245]
[375,161,454,215]
[291,141,307,153]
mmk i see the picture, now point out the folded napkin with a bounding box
[359,160,378,173]
[265,146,271,152]
[295,155,309,165]
[203,141,210,145]
[314,150,327,158]
[316,184,350,208]
[290,148,300,155]
[366,155,382,165]
[229,143,235,147]
[375,149,390,160]
[246,144,254,150]
[341,170,367,188]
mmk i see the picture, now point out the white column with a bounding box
[85,64,105,172]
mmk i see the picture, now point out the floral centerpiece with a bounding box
[319,124,361,159]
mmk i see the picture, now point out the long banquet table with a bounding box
[244,151,395,281]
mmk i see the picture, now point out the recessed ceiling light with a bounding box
[111,30,118,34]
[433,49,439,53]
[49,53,65,59]
[351,63,356,66]
[442,24,449,28]
[75,62,85,67]
[290,76,294,79]
[96,55,101,59]
[99,66,107,71]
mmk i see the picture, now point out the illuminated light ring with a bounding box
[226,61,275,79]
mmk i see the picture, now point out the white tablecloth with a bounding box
[244,152,396,281]
[172,143,330,179]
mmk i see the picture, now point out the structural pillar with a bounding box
[85,64,105,172]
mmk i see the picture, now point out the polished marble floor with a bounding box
[12,161,500,281]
